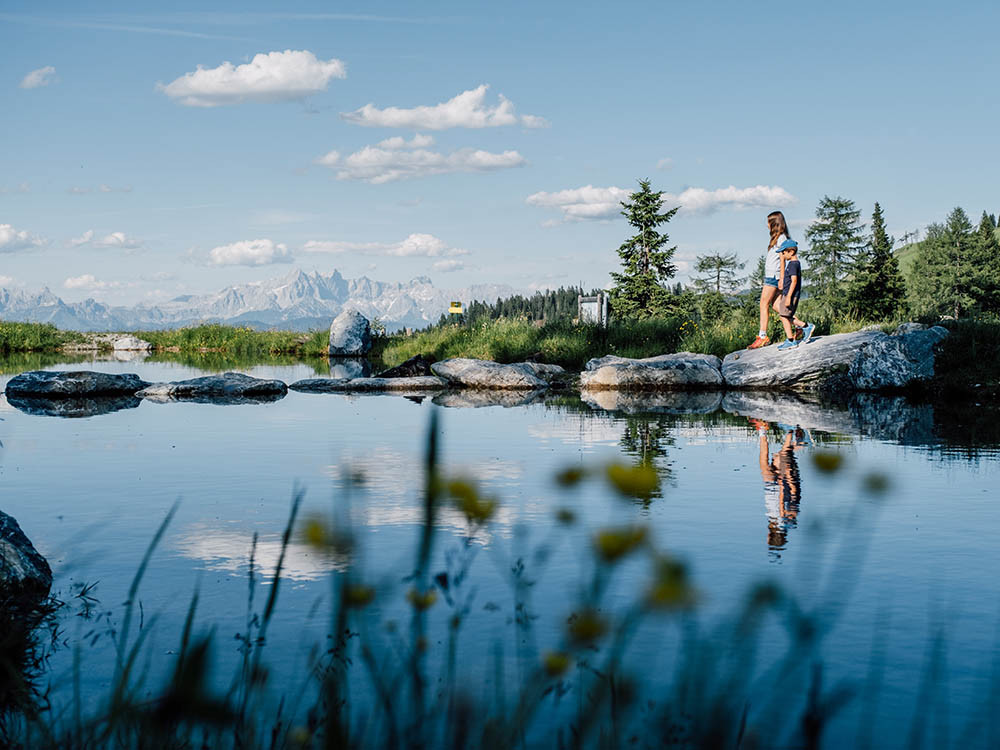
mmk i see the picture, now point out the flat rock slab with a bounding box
[430,358,549,390]
[1,510,52,598]
[581,352,723,390]
[5,370,149,398]
[431,389,546,409]
[137,372,288,404]
[6,394,142,418]
[290,376,448,393]
[722,328,948,391]
[583,390,724,414]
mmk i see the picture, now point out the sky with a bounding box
[2,0,998,305]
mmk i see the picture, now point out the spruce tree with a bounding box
[803,196,867,317]
[909,207,978,318]
[975,211,1000,313]
[609,179,679,319]
[692,251,746,295]
[845,202,907,320]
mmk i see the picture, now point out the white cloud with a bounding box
[93,231,142,249]
[669,185,797,214]
[527,184,797,223]
[69,229,94,247]
[158,49,346,107]
[317,136,525,183]
[341,84,545,129]
[432,259,465,273]
[208,238,291,266]
[0,275,17,286]
[302,232,469,258]
[63,274,125,291]
[0,223,44,252]
[0,183,30,194]
[69,184,133,194]
[20,66,56,89]
[657,157,673,170]
[526,185,631,222]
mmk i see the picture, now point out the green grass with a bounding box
[135,325,330,357]
[0,322,80,353]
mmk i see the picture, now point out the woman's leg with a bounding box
[759,286,777,334]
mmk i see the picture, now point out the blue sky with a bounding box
[2,1,998,304]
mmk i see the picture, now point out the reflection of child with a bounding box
[751,419,806,558]
[774,240,815,351]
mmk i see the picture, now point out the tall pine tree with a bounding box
[803,196,867,317]
[692,252,745,295]
[845,202,907,320]
[975,211,1000,313]
[609,179,679,319]
[909,207,979,318]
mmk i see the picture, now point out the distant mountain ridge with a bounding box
[0,269,519,332]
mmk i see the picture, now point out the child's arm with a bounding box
[784,271,798,303]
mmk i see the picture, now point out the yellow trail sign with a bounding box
[449,301,463,314]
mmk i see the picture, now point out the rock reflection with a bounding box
[5,394,142,418]
[329,358,372,379]
[582,390,723,414]
[432,389,546,409]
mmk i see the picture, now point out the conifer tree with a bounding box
[975,211,1000,313]
[609,179,679,319]
[803,196,867,316]
[692,252,746,295]
[909,207,979,318]
[845,202,907,320]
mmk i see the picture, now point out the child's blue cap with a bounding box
[776,239,798,253]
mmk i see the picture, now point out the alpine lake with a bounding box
[2,351,999,747]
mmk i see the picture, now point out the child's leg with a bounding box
[780,315,794,340]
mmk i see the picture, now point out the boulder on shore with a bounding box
[721,328,948,391]
[290,376,448,393]
[5,370,149,398]
[581,352,723,390]
[430,358,549,390]
[376,354,434,379]
[113,335,152,351]
[329,310,372,357]
[136,372,288,404]
[1,511,52,598]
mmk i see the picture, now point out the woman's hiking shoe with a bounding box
[748,335,770,349]
[800,323,816,344]
[777,339,799,351]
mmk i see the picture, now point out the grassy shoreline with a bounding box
[2,318,998,397]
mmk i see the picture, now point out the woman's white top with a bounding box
[764,233,786,280]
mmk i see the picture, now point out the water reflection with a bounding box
[752,420,809,559]
[5,394,142,418]
[618,417,674,503]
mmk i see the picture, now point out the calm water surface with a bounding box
[2,355,998,745]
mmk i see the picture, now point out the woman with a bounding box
[748,211,790,349]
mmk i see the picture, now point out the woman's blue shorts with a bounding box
[763,277,779,288]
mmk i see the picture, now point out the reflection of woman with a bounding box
[750,419,805,557]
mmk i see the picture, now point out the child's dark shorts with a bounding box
[778,297,799,319]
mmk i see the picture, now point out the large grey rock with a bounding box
[516,362,567,381]
[583,390,724,415]
[849,326,949,389]
[893,322,927,335]
[431,389,546,409]
[113,335,152,351]
[721,331,886,390]
[329,358,372,379]
[137,372,288,404]
[376,354,433,379]
[430,359,548,390]
[5,370,149,398]
[290,376,448,393]
[1,511,52,597]
[581,353,723,390]
[6,394,142,418]
[329,310,372,357]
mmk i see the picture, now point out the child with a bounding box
[748,211,789,349]
[775,240,815,351]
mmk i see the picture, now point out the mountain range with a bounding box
[0,269,519,332]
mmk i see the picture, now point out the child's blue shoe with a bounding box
[800,323,816,344]
[777,338,799,351]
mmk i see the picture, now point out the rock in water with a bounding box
[113,335,153,351]
[581,353,723,390]
[0,511,52,598]
[329,310,372,357]
[376,354,434,379]
[5,370,149,398]
[849,326,949,389]
[721,328,948,392]
[430,359,548,390]
[136,372,288,403]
